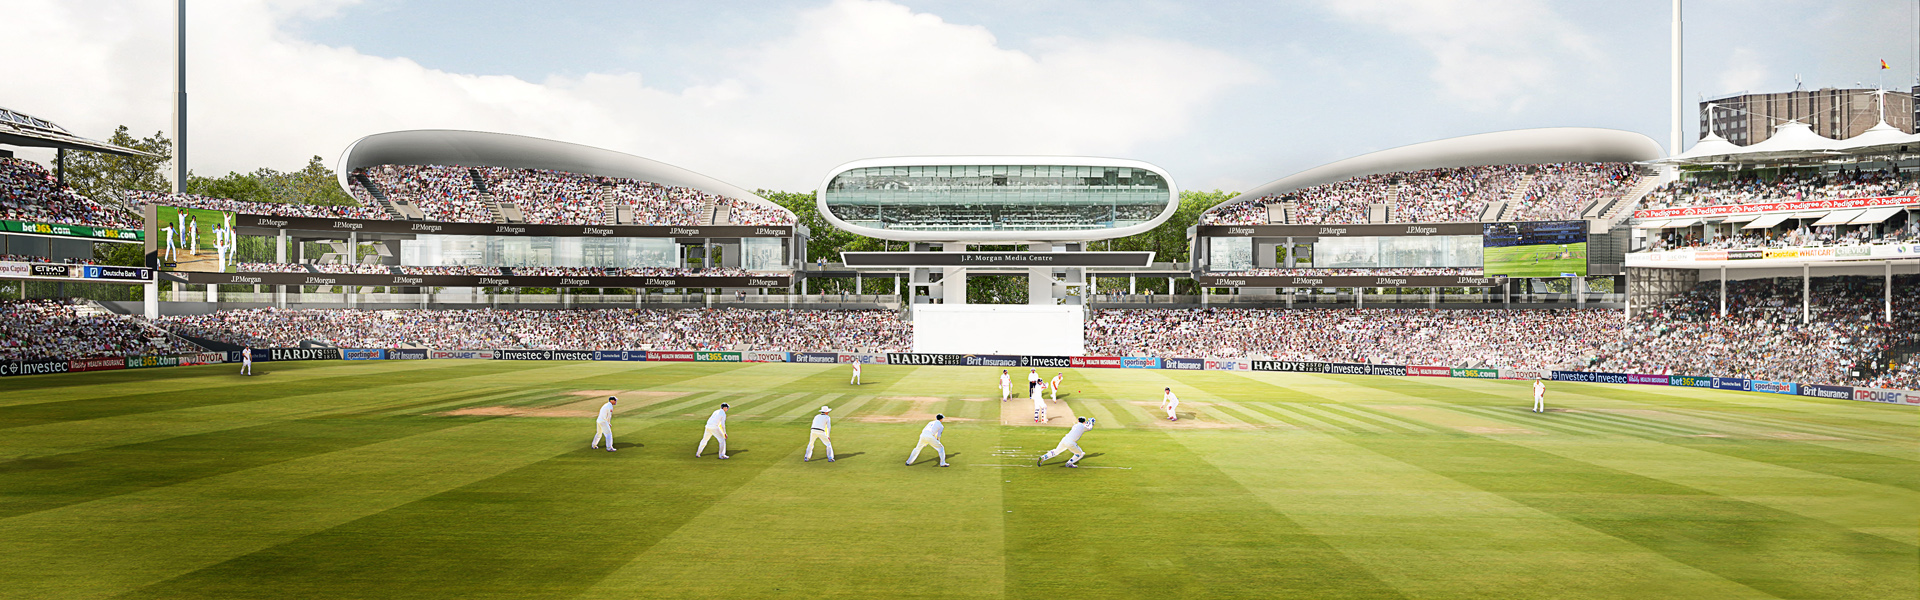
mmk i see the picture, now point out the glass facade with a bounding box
[1312,236,1483,269]
[400,235,679,268]
[823,165,1170,232]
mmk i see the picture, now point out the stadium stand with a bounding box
[1204,163,1640,225]
[1209,268,1484,276]
[157,308,909,353]
[0,299,205,361]
[1641,170,1920,210]
[127,190,390,220]
[339,164,796,226]
[1,157,141,228]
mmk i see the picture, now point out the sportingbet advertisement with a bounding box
[1481,220,1588,278]
[151,205,239,273]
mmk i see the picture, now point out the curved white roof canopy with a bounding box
[815,155,1180,243]
[1213,127,1663,213]
[336,129,788,214]
[1655,131,1743,164]
[1834,120,1920,152]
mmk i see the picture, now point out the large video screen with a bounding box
[1482,221,1587,277]
[154,205,238,272]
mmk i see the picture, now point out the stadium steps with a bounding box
[600,186,619,225]
[697,199,719,225]
[1266,202,1291,224]
[1478,201,1506,222]
[1598,176,1662,224]
[1366,203,1389,223]
[351,172,411,220]
[471,169,522,224]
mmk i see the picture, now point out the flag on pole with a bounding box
[1883,60,1891,70]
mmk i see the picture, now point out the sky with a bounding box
[4,0,1913,194]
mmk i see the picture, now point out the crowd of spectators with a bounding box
[0,253,98,265]
[127,190,389,220]
[1204,163,1640,225]
[360,165,494,223]
[1641,170,1920,210]
[1211,267,1484,276]
[1587,275,1915,387]
[351,164,796,226]
[0,299,205,361]
[1,158,141,228]
[722,198,797,226]
[311,263,393,275]
[157,308,909,353]
[236,262,309,273]
[507,266,754,277]
[397,265,503,276]
[1085,308,1621,370]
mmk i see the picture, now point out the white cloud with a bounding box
[1316,0,1603,112]
[2,0,1260,192]
[1713,47,1772,97]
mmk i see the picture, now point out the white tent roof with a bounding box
[1722,213,1761,223]
[1812,209,1865,226]
[1633,219,1671,229]
[1851,207,1906,224]
[1656,131,1744,163]
[1726,121,1845,159]
[1743,213,1793,229]
[1835,120,1920,152]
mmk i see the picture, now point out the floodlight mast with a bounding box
[1669,0,1682,183]
[150,0,185,320]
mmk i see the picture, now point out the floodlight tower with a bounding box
[1669,0,1683,183]
[147,0,185,319]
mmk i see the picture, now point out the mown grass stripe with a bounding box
[1074,399,1126,429]
[1667,408,1908,442]
[1448,405,1639,437]
[1291,404,1396,433]
[1347,434,1915,600]
[1323,404,1442,432]
[1200,402,1256,426]
[113,418,785,600]
[1568,410,1716,437]
[0,416,481,521]
[1211,402,1283,425]
[1235,402,1334,431]
[1257,404,1356,434]
[0,361,542,431]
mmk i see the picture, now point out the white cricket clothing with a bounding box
[706,409,728,429]
[810,413,832,432]
[1061,422,1091,446]
[597,402,615,424]
[593,421,614,448]
[920,419,944,438]
[1031,385,1046,411]
[1533,381,1545,412]
[698,426,727,456]
[1028,370,1040,383]
[1164,391,1180,419]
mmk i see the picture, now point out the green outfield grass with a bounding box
[0,360,1912,599]
[1484,242,1589,278]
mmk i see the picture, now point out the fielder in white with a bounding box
[1031,378,1047,422]
[1000,369,1012,402]
[162,225,178,262]
[696,403,730,459]
[805,405,835,462]
[1532,380,1546,413]
[591,396,618,452]
[1037,417,1094,468]
[850,361,862,385]
[906,414,949,467]
[240,347,253,375]
[1049,372,1063,402]
[1162,387,1180,421]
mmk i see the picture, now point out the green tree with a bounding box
[61,126,173,204]
[186,156,359,207]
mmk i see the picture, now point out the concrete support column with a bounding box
[1885,262,1893,322]
[1027,242,1051,305]
[1129,275,1136,294]
[1801,264,1810,324]
[1719,267,1726,318]
[1576,276,1585,308]
[942,243,967,305]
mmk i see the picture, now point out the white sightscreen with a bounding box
[912,304,1085,356]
